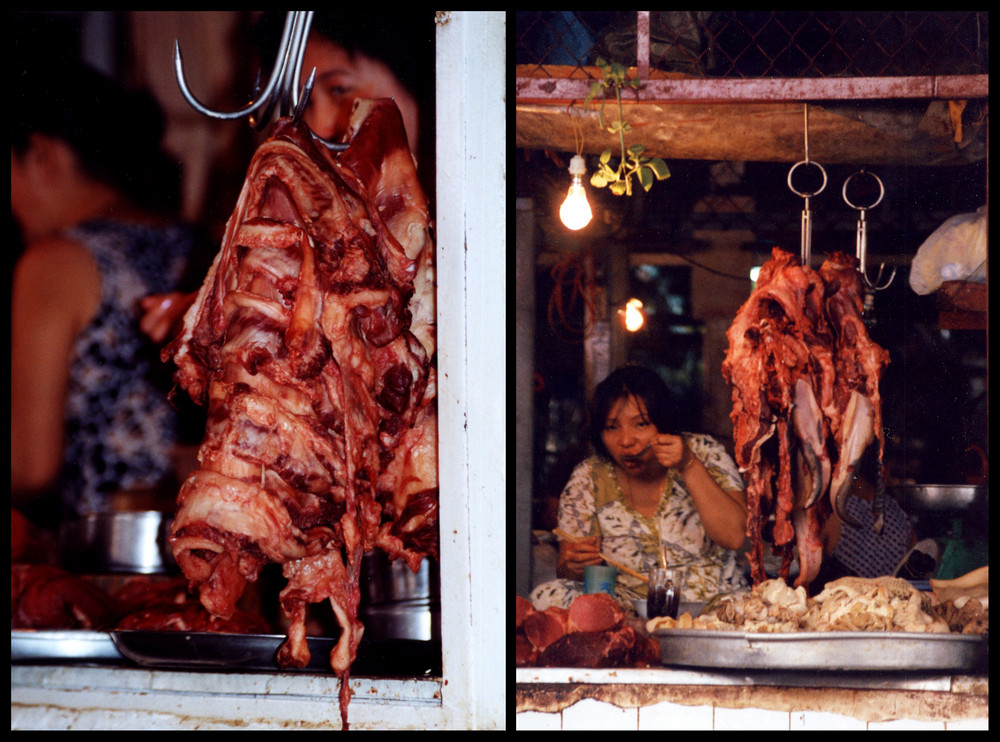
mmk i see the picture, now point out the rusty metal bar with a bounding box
[515,72,989,104]
[636,11,650,82]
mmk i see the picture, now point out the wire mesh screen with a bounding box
[516,11,989,79]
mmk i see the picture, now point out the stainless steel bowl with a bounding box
[889,485,986,512]
[59,511,177,574]
[359,549,440,641]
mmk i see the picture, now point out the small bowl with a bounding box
[59,511,177,574]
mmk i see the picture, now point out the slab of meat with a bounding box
[11,564,120,630]
[537,625,658,668]
[523,606,569,652]
[567,592,626,633]
[515,593,658,668]
[722,248,888,590]
[165,99,437,728]
[114,577,272,633]
[515,595,535,630]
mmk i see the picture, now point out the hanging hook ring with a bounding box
[787,160,828,199]
[842,169,895,291]
[842,169,885,211]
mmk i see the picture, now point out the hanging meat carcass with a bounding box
[722,248,888,589]
[165,99,438,728]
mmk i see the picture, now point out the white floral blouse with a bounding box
[532,433,748,609]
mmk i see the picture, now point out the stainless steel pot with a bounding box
[59,511,177,574]
[888,485,986,512]
[359,549,440,641]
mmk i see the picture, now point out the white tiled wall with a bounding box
[516,700,988,730]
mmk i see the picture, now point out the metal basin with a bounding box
[359,549,440,641]
[59,511,177,574]
[888,485,986,512]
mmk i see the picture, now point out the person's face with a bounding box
[601,394,659,473]
[10,137,65,243]
[301,34,420,155]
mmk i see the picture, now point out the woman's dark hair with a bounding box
[11,56,181,214]
[588,366,680,459]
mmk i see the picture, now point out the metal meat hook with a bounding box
[842,169,895,291]
[173,11,347,151]
[787,104,827,268]
[787,159,827,268]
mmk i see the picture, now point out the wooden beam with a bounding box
[515,67,990,104]
[516,98,987,165]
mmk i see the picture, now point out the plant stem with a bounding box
[615,83,630,194]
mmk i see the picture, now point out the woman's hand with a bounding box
[651,433,693,472]
[139,291,196,344]
[654,434,747,551]
[557,535,604,580]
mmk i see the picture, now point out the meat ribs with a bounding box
[165,99,438,728]
[722,248,888,589]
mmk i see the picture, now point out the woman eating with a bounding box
[530,365,749,613]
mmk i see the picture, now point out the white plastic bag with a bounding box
[909,205,988,295]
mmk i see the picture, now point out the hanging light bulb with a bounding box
[620,298,645,332]
[559,154,592,230]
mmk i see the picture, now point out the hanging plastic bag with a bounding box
[909,205,987,295]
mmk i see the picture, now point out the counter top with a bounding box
[516,666,988,730]
[12,663,442,730]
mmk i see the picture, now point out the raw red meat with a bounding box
[722,248,888,589]
[538,625,658,668]
[567,592,625,633]
[523,606,569,652]
[515,633,538,666]
[113,576,271,633]
[515,593,656,668]
[165,99,437,728]
[11,564,120,630]
[515,595,535,630]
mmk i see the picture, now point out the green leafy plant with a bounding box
[585,57,670,196]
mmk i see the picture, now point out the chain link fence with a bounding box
[516,11,988,79]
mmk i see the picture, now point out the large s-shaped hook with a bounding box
[174,11,346,150]
[842,169,895,291]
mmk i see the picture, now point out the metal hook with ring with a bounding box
[787,159,828,268]
[842,169,895,291]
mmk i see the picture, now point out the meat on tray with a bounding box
[164,98,438,727]
[722,248,889,589]
[11,564,121,631]
[113,576,271,633]
[516,594,659,668]
[10,564,270,634]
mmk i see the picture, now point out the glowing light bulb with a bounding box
[623,298,644,332]
[559,155,592,230]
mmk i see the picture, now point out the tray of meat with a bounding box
[111,630,441,676]
[11,630,122,663]
[652,630,987,672]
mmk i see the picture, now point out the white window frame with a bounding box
[432,9,506,729]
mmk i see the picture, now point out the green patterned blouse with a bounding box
[556,434,749,601]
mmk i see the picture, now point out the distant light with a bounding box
[559,155,592,231]
[622,298,644,332]
[749,265,761,284]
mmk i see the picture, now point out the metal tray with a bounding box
[12,629,442,676]
[652,629,987,672]
[11,630,122,663]
[111,630,442,676]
